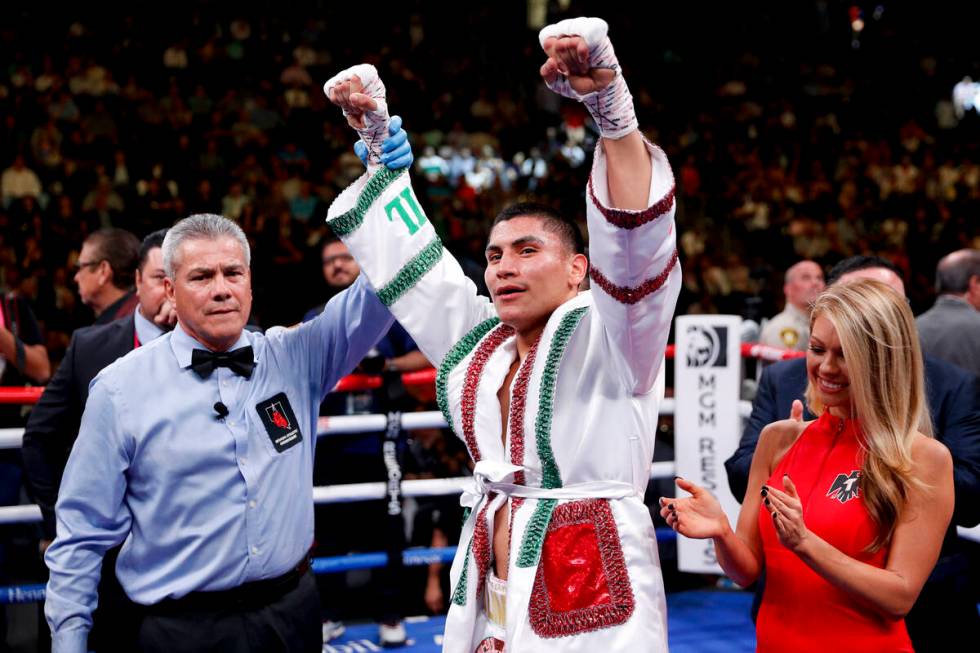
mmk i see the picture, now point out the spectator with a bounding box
[1,154,43,207]
[758,260,825,351]
[221,181,249,221]
[289,181,319,224]
[81,177,124,215]
[73,228,140,325]
[916,248,980,376]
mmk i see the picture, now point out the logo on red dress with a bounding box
[826,470,861,503]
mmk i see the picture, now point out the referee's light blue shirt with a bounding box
[44,276,393,653]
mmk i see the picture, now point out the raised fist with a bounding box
[324,64,390,166]
[538,17,637,140]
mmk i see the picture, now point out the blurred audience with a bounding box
[0,7,977,373]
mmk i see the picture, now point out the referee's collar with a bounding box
[170,322,255,371]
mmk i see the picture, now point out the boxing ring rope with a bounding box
[0,342,804,407]
[5,342,973,603]
[0,399,745,450]
[0,339,800,447]
[0,350,707,604]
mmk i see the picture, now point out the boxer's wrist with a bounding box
[581,74,637,140]
[539,17,638,139]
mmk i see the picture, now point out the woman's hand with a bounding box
[762,474,810,553]
[659,477,730,540]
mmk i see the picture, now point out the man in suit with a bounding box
[917,248,980,376]
[725,255,980,652]
[73,228,141,326]
[22,229,174,652]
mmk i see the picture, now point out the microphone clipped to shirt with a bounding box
[214,401,229,419]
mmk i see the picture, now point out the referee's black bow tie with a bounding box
[190,346,255,379]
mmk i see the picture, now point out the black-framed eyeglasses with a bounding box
[74,259,104,273]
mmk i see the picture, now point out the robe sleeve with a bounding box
[586,139,682,395]
[325,168,496,367]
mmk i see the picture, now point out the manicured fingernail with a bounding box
[764,498,770,506]
[673,475,683,480]
[761,487,768,496]
[668,503,675,511]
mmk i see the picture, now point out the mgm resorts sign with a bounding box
[674,315,742,575]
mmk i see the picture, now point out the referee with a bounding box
[43,214,395,653]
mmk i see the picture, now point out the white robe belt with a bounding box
[461,460,637,509]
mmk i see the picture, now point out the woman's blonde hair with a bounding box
[804,279,931,551]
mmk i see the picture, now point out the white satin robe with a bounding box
[327,139,681,652]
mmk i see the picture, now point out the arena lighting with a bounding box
[850,5,865,48]
[953,77,980,118]
[849,4,884,41]
[849,4,886,49]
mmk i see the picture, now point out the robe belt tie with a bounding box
[460,460,638,510]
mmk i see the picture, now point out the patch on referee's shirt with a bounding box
[256,392,303,453]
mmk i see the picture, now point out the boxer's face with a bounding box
[485,216,587,337]
[166,236,252,352]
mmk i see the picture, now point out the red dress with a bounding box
[756,412,913,652]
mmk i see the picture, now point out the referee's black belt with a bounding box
[145,556,311,614]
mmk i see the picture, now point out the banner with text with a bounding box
[674,315,743,574]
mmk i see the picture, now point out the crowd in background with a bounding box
[0,3,977,368]
[0,1,978,643]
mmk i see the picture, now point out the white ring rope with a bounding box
[3,412,978,544]
[0,462,679,525]
[0,401,754,450]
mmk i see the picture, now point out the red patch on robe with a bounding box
[529,499,635,638]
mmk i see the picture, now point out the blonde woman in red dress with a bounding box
[662,279,954,653]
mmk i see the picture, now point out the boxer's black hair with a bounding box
[491,202,585,256]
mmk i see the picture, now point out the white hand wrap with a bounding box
[539,17,637,139]
[323,64,390,165]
